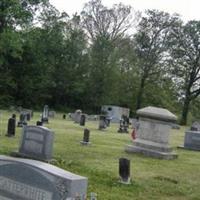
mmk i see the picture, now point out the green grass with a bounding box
[0,110,200,200]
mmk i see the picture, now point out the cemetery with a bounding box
[0,110,199,199]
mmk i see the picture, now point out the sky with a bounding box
[49,0,200,22]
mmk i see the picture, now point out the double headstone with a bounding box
[6,114,16,137]
[0,155,87,199]
[16,125,54,161]
[41,105,49,123]
[125,106,178,159]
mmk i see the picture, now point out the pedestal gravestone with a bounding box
[0,155,87,200]
[119,158,131,184]
[6,114,16,137]
[179,121,200,151]
[125,106,178,159]
[80,129,90,145]
[41,105,49,123]
[15,125,54,161]
[17,113,27,127]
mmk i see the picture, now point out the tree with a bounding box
[168,20,200,125]
[134,10,180,110]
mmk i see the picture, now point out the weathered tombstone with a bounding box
[80,129,90,145]
[0,155,87,200]
[190,121,200,131]
[80,114,86,126]
[118,115,129,133]
[179,126,200,151]
[90,192,97,200]
[6,115,16,137]
[119,158,131,184]
[49,110,56,118]
[17,113,27,127]
[41,105,49,123]
[63,114,66,119]
[15,125,54,161]
[98,115,107,130]
[36,121,43,126]
[74,109,82,123]
[26,112,31,121]
[125,106,178,159]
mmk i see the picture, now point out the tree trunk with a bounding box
[180,94,191,125]
[136,76,146,110]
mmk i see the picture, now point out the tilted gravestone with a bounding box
[0,155,87,200]
[17,125,54,161]
[125,106,178,159]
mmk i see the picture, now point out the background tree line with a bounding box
[0,0,200,124]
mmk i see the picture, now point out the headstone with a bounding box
[63,114,66,119]
[90,193,97,200]
[118,115,129,133]
[119,158,131,184]
[125,106,178,159]
[179,130,200,151]
[74,110,82,123]
[36,121,43,126]
[49,110,56,118]
[41,105,49,123]
[190,121,200,131]
[80,114,86,126]
[16,125,54,161]
[17,113,27,127]
[80,129,90,145]
[0,155,87,200]
[98,115,107,130]
[6,115,16,137]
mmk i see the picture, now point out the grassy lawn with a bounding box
[0,110,200,200]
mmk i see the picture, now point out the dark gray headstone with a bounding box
[63,114,66,119]
[80,129,90,145]
[18,125,54,161]
[6,117,16,137]
[99,115,107,130]
[80,114,86,126]
[0,155,87,200]
[119,158,131,184]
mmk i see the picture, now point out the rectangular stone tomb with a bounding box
[125,106,178,159]
[181,130,200,151]
[18,125,54,161]
[0,155,87,200]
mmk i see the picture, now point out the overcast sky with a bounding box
[49,0,200,22]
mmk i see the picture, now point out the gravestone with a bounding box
[190,121,200,131]
[118,115,129,133]
[74,110,82,123]
[80,114,86,126]
[36,121,43,126]
[125,106,178,159]
[0,155,87,200]
[41,105,49,123]
[16,125,54,161]
[63,114,66,119]
[119,158,131,184]
[6,115,16,137]
[80,129,90,145]
[17,113,27,127]
[49,110,56,118]
[99,115,107,130]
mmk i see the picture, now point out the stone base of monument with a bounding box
[80,141,91,145]
[125,139,178,160]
